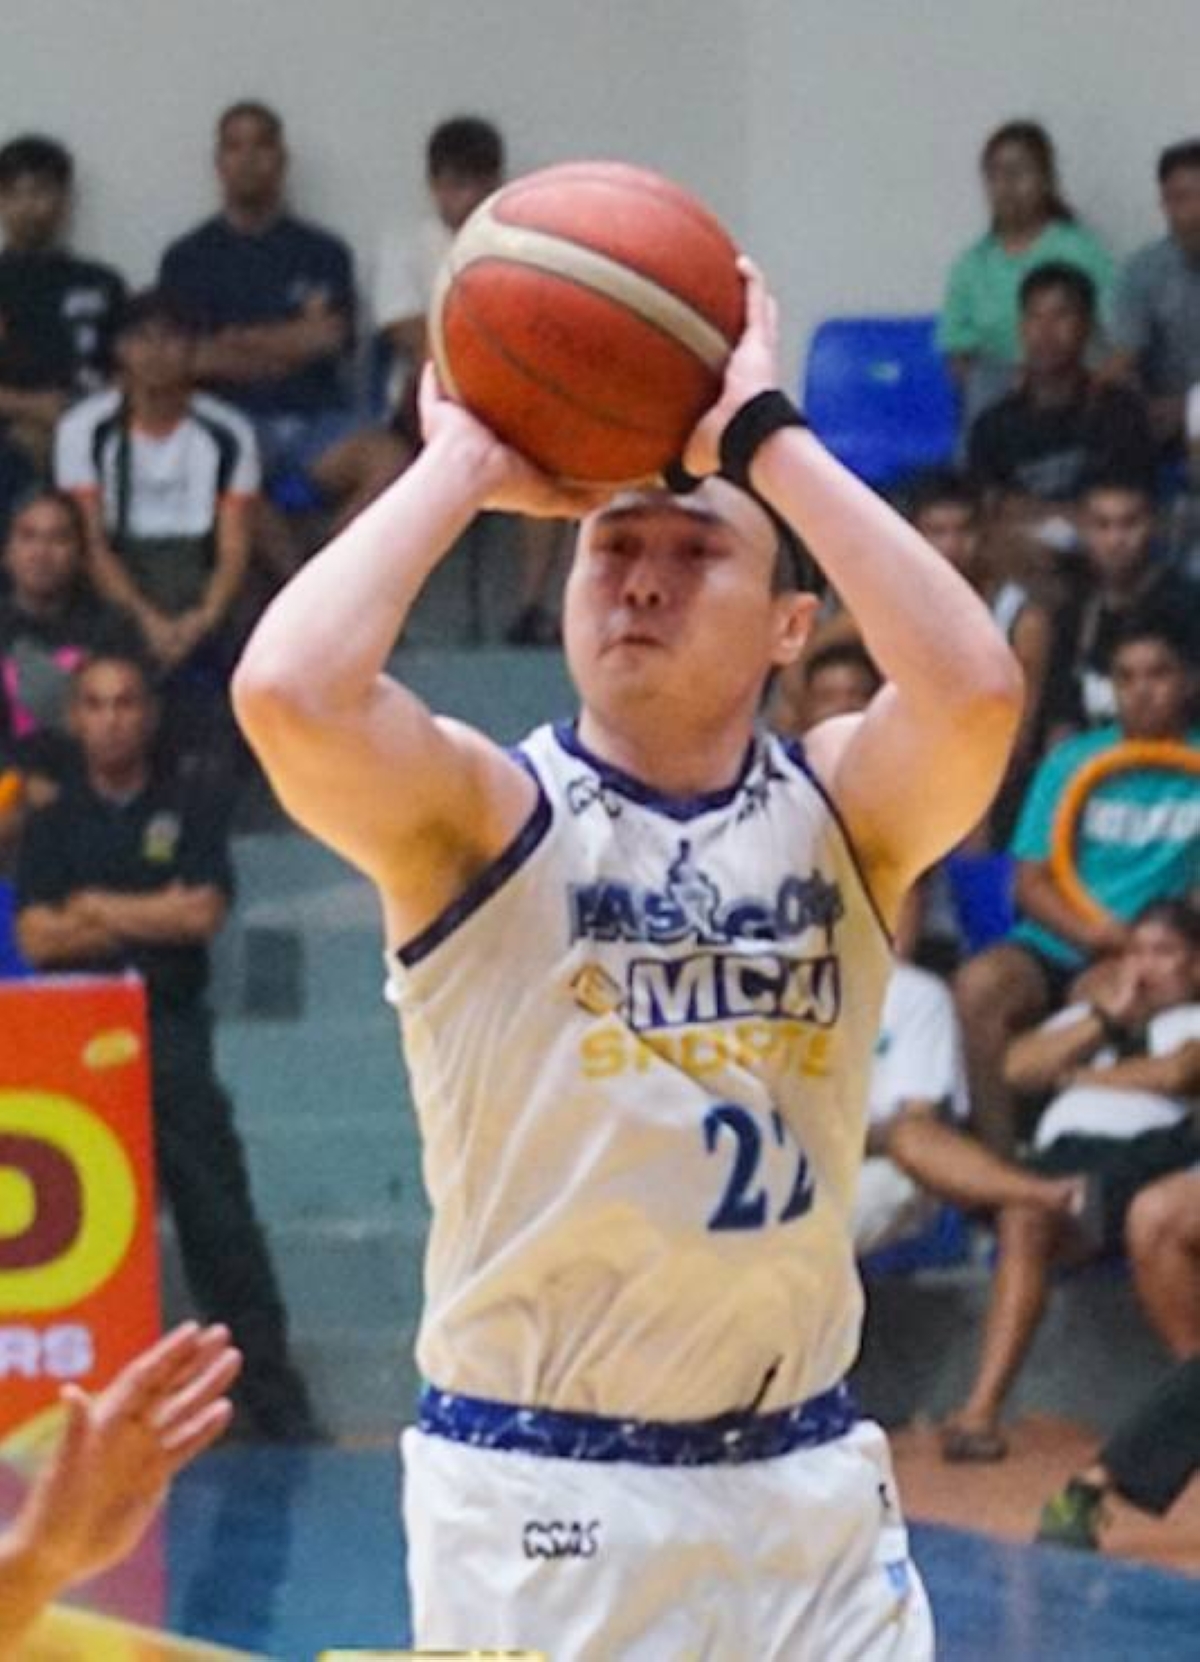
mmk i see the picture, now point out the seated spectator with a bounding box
[943,900,1200,1462]
[856,897,1086,1260]
[770,638,881,737]
[955,616,1200,1153]
[797,470,1054,845]
[54,288,258,780]
[0,1322,240,1650]
[0,134,126,510]
[14,649,318,1442]
[160,102,404,538]
[375,114,504,444]
[938,120,1114,432]
[1042,472,1200,734]
[0,486,135,797]
[374,115,565,644]
[1038,1353,1200,1550]
[969,264,1155,514]
[1108,139,1200,455]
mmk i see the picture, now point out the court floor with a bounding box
[39,1442,1199,1661]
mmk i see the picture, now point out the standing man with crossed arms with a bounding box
[233,261,1021,1659]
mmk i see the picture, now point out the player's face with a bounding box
[1161,165,1200,259]
[914,502,981,577]
[117,320,195,395]
[71,662,157,775]
[1020,288,1091,375]
[0,171,68,252]
[565,479,814,731]
[430,168,498,232]
[1080,489,1155,586]
[1112,639,1193,740]
[1125,918,1199,1011]
[4,497,81,605]
[216,114,286,209]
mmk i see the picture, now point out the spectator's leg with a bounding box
[1099,1354,1200,1516]
[887,1115,1082,1217]
[309,427,410,527]
[149,1006,317,1439]
[1127,1170,1200,1359]
[954,942,1052,1156]
[941,1202,1065,1458]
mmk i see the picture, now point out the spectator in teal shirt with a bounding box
[939,121,1115,430]
[956,615,1199,1152]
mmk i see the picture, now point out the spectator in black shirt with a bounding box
[969,263,1156,549]
[14,649,317,1440]
[1044,470,1200,734]
[0,136,125,479]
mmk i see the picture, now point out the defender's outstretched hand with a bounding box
[683,257,782,478]
[418,363,610,521]
[0,1322,241,1646]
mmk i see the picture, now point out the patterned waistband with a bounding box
[417,1379,857,1467]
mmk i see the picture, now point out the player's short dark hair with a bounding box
[1158,139,1200,185]
[1133,897,1200,948]
[427,116,504,181]
[903,467,983,523]
[802,640,882,691]
[0,134,73,189]
[1019,260,1097,319]
[217,100,284,143]
[117,287,201,339]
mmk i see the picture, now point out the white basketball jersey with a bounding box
[386,721,892,1421]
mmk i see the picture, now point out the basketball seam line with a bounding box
[445,205,733,370]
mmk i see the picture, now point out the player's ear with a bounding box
[772,591,819,668]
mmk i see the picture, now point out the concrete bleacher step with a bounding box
[854,1256,1176,1434]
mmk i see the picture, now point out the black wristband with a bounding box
[718,390,807,491]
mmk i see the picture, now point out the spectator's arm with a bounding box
[193,293,350,384]
[1072,1040,1200,1097]
[170,494,254,664]
[0,384,70,429]
[1013,859,1129,956]
[866,1096,937,1156]
[1004,1005,1112,1094]
[382,313,426,368]
[80,882,227,946]
[1007,602,1054,764]
[15,897,124,966]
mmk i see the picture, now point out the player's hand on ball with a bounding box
[419,364,609,520]
[683,258,782,478]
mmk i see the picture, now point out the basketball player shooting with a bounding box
[233,260,1021,1659]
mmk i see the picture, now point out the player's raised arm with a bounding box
[232,379,601,930]
[686,262,1023,917]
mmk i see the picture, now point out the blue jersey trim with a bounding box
[417,1378,857,1466]
[553,719,757,821]
[393,761,553,968]
[778,736,893,947]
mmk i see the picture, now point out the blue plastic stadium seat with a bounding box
[860,1203,971,1277]
[944,851,1016,955]
[0,879,30,979]
[802,315,959,489]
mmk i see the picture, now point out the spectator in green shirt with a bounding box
[938,121,1115,431]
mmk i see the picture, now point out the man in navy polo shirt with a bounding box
[159,102,404,538]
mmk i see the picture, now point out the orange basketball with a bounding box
[429,160,745,485]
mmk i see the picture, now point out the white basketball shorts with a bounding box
[401,1415,933,1661]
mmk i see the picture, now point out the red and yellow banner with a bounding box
[0,976,160,1449]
